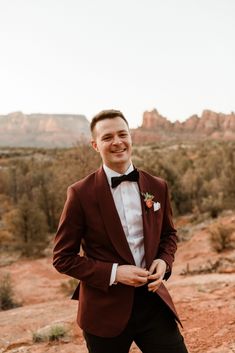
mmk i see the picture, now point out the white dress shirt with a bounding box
[103,164,146,285]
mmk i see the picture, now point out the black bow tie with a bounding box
[111,169,139,188]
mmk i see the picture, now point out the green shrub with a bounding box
[48,325,67,341]
[60,278,79,296]
[209,223,235,252]
[201,195,223,218]
[32,324,67,343]
[0,273,19,310]
[32,332,44,343]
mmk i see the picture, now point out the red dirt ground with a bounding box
[0,213,234,353]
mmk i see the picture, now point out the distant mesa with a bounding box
[0,111,90,148]
[131,109,235,143]
[0,109,234,148]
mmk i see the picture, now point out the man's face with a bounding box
[91,116,132,173]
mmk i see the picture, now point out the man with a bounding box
[53,109,188,353]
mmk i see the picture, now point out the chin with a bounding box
[114,156,129,163]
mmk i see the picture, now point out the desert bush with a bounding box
[209,223,235,252]
[1,142,235,254]
[201,194,223,218]
[32,324,68,342]
[0,273,19,310]
[48,325,67,341]
[7,195,48,257]
[60,278,79,296]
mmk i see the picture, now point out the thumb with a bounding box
[149,260,159,275]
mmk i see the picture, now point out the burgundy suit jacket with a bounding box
[53,166,180,337]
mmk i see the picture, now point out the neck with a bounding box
[106,161,132,174]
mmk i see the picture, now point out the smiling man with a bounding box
[91,113,132,174]
[53,109,188,353]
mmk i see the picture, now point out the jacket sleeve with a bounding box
[157,182,178,280]
[53,186,113,292]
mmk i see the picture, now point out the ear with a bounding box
[91,139,99,152]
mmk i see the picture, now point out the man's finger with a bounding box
[148,280,161,289]
[148,284,161,292]
[135,268,150,277]
[148,277,163,289]
[148,273,160,280]
[148,262,157,274]
[136,276,149,284]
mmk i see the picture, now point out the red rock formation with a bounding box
[0,112,90,148]
[131,109,235,143]
[1,109,234,147]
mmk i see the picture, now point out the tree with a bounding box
[33,170,58,232]
[8,194,48,256]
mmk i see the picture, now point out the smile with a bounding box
[111,149,126,153]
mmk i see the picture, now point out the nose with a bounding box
[112,135,122,145]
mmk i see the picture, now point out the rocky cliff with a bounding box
[0,112,90,147]
[0,109,234,148]
[131,109,235,143]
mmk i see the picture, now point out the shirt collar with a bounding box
[103,163,134,187]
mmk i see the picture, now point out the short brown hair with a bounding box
[90,109,129,135]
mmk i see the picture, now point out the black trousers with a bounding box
[83,285,188,353]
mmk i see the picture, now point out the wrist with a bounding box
[163,260,170,273]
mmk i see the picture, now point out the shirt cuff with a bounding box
[109,263,118,285]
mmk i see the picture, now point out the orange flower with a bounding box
[146,199,154,208]
[141,192,154,210]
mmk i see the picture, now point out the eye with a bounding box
[102,135,112,141]
[119,132,128,138]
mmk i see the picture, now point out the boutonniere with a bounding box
[141,192,161,212]
[141,192,154,210]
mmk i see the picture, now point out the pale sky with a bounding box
[0,0,234,128]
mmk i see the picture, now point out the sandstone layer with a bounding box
[1,109,235,147]
[131,109,235,143]
[0,112,90,148]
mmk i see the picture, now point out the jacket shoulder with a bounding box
[69,169,99,192]
[139,169,167,187]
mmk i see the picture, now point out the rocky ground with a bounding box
[0,212,235,353]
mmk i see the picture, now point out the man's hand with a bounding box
[115,265,149,287]
[147,259,167,292]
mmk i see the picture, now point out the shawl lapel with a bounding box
[95,167,135,265]
[138,171,159,269]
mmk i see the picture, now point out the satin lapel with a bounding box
[138,171,158,269]
[95,167,135,265]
